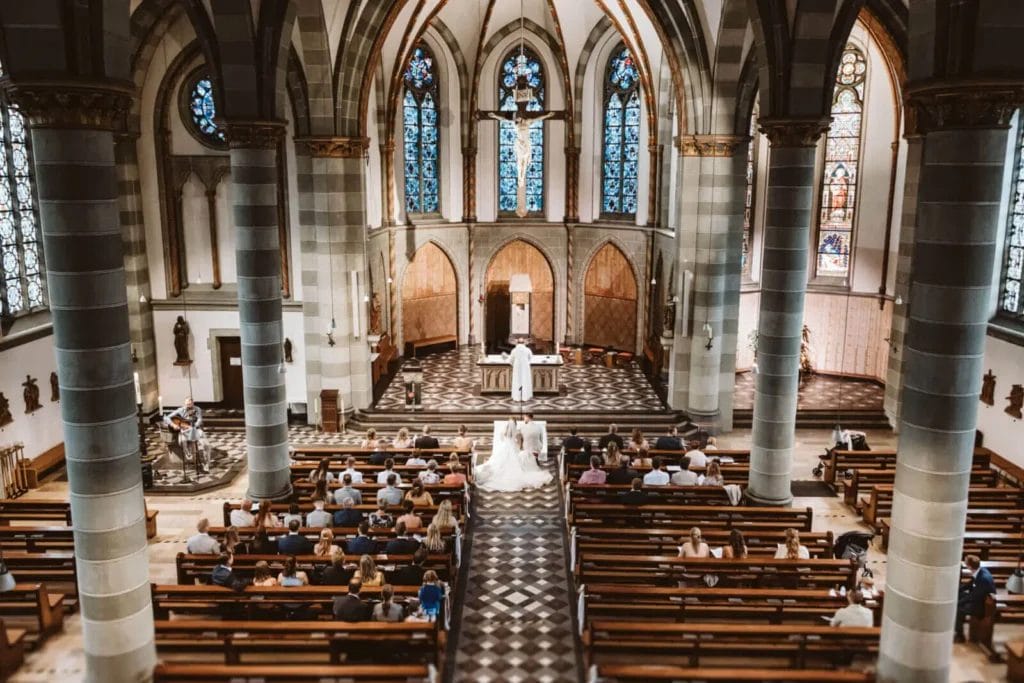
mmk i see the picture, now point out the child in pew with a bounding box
[417,570,443,622]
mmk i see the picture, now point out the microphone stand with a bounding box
[518,385,524,421]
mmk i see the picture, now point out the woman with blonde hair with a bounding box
[775,528,810,559]
[221,525,246,555]
[452,424,474,451]
[392,427,413,449]
[354,554,384,586]
[424,522,446,553]
[678,527,711,558]
[361,428,380,449]
[628,428,648,451]
[701,459,724,487]
[314,528,335,557]
[631,447,652,469]
[432,499,458,532]
[254,500,281,529]
[604,442,621,467]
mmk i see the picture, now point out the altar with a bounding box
[478,354,563,394]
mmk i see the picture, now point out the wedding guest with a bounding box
[229,499,255,527]
[221,525,248,556]
[281,503,303,528]
[384,521,421,555]
[391,547,429,585]
[333,473,363,505]
[419,460,442,484]
[642,457,670,486]
[252,560,277,587]
[306,498,333,528]
[577,456,608,485]
[705,436,719,450]
[278,520,314,555]
[418,571,444,620]
[678,527,711,558]
[442,462,468,486]
[377,458,403,485]
[251,529,277,555]
[775,528,810,559]
[452,424,474,451]
[687,443,708,471]
[396,500,424,531]
[432,500,459,533]
[392,427,414,449]
[210,553,241,588]
[721,529,748,559]
[340,456,364,484]
[423,523,446,553]
[320,546,354,586]
[254,500,281,529]
[670,465,699,486]
[631,447,652,468]
[406,449,428,467]
[619,478,646,505]
[607,455,638,485]
[654,426,684,451]
[333,580,370,622]
[313,528,336,557]
[628,428,649,451]
[333,497,364,527]
[186,518,220,555]
[563,427,591,465]
[830,590,874,627]
[603,442,621,467]
[353,554,384,587]
[701,460,724,487]
[415,425,439,450]
[598,424,624,451]
[377,474,404,506]
[278,555,310,586]
[361,428,380,449]
[346,522,376,555]
[373,584,405,622]
[405,480,434,507]
[369,502,394,529]
[308,457,334,484]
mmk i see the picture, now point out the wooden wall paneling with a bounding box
[401,242,458,343]
[583,243,638,352]
[485,240,554,342]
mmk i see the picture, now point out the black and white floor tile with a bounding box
[733,372,884,411]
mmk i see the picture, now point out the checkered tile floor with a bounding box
[451,460,579,682]
[375,347,663,413]
[733,372,884,411]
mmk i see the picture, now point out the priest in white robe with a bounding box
[510,339,533,402]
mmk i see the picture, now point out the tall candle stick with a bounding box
[133,371,142,405]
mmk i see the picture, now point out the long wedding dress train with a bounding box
[476,419,553,492]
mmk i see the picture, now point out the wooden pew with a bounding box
[17,445,64,489]
[593,664,875,682]
[822,448,992,487]
[0,525,74,553]
[0,618,26,682]
[879,509,1024,550]
[290,479,468,508]
[569,504,814,532]
[862,484,1024,528]
[0,500,71,526]
[583,620,879,668]
[221,501,460,528]
[290,446,469,460]
[206,525,460,556]
[565,483,735,515]
[0,584,65,648]
[565,463,749,485]
[0,552,77,611]
[154,663,434,682]
[841,467,996,509]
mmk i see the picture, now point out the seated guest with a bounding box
[251,528,277,555]
[418,570,444,620]
[452,424,474,451]
[308,457,335,484]
[775,528,810,559]
[306,498,333,528]
[392,427,414,449]
[442,462,468,486]
[432,500,459,533]
[397,499,424,531]
[333,473,363,505]
[419,460,442,484]
[415,424,440,450]
[254,500,282,529]
[321,547,355,586]
[678,527,711,558]
[221,526,248,556]
[642,457,670,486]
[373,583,405,622]
[333,580,370,622]
[620,478,646,505]
[369,502,394,529]
[281,503,304,528]
[722,529,748,559]
[956,554,996,642]
[361,428,380,450]
[369,448,389,466]
[670,465,699,486]
[603,442,622,467]
[377,474,404,506]
[333,497,364,527]
[687,443,708,470]
[377,458,403,485]
[385,521,421,555]
[422,523,446,554]
[654,426,684,451]
[353,554,385,587]
[628,428,649,451]
[252,560,277,587]
[607,455,639,485]
[701,459,724,487]
[313,528,336,557]
[705,436,719,450]
[391,547,429,585]
[346,522,377,556]
[578,456,608,485]
[631,447,652,468]
[830,589,874,627]
[340,456,364,484]
[277,555,310,586]
[187,518,220,555]
[405,480,434,507]
[406,449,428,467]
[229,498,255,527]
[211,552,243,589]
[278,519,314,555]
[598,423,624,451]
[562,427,591,465]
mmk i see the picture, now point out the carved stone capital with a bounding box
[757,117,831,147]
[224,120,287,149]
[296,136,370,158]
[675,134,747,157]
[906,80,1024,133]
[2,80,134,131]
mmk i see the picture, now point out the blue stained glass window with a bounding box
[498,47,545,214]
[602,46,641,216]
[403,44,440,214]
[742,104,759,277]
[188,76,225,144]
[1000,115,1024,318]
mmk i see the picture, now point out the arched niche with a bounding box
[401,242,458,354]
[484,239,554,348]
[583,242,638,352]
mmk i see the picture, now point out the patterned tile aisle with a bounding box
[733,372,884,411]
[451,461,580,683]
[375,347,663,413]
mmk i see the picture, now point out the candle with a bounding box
[555,341,560,356]
[133,371,142,405]
[158,395,163,414]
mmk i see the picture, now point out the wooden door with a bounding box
[218,337,244,409]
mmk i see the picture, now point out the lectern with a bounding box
[509,273,532,344]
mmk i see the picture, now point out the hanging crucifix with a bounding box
[477,52,565,217]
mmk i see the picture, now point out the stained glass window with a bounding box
[0,86,44,317]
[403,44,440,214]
[1000,118,1024,318]
[188,75,225,144]
[602,45,641,216]
[742,105,759,277]
[815,44,866,278]
[498,47,545,214]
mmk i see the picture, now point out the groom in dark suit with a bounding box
[955,554,996,642]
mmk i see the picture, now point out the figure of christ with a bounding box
[486,110,555,216]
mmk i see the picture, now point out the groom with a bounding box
[519,412,545,464]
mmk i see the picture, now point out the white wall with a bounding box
[977,335,1024,465]
[0,335,62,459]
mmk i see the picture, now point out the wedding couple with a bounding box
[476,415,552,492]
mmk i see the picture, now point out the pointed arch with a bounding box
[583,241,639,353]
[401,42,441,215]
[484,239,555,346]
[401,241,458,354]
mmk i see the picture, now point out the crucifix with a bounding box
[477,53,565,217]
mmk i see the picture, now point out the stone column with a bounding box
[114,132,159,412]
[225,120,291,501]
[9,81,156,681]
[746,118,829,506]
[878,84,1023,683]
[665,140,700,409]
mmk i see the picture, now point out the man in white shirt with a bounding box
[377,474,404,506]
[687,446,708,471]
[333,473,363,505]
[642,456,670,486]
[306,498,333,528]
[229,499,255,527]
[186,518,220,555]
[829,590,874,627]
[340,456,364,484]
[670,468,699,486]
[376,458,403,485]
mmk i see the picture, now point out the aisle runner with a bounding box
[451,461,579,682]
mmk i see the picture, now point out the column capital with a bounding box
[757,117,831,147]
[675,134,747,157]
[906,79,1024,133]
[225,120,287,149]
[296,135,370,157]
[2,79,134,131]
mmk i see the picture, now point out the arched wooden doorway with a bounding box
[583,242,638,352]
[484,240,554,350]
[401,242,457,354]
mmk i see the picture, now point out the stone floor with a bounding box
[9,424,1018,682]
[733,372,885,411]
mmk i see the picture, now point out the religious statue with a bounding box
[369,292,383,335]
[283,338,293,364]
[22,375,41,414]
[1007,384,1024,420]
[0,393,11,427]
[173,315,192,365]
[825,164,850,221]
[799,325,815,377]
[981,369,997,406]
[50,371,59,402]
[662,301,675,337]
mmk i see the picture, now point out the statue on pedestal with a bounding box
[173,316,192,366]
[50,372,59,402]
[22,375,41,414]
[369,293,383,335]
[0,393,11,427]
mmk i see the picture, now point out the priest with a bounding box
[510,338,533,402]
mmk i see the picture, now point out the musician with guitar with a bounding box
[164,397,208,475]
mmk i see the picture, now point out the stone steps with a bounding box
[732,408,891,431]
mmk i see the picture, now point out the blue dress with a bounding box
[418,583,443,618]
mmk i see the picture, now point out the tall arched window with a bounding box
[601,45,641,216]
[1000,118,1024,319]
[0,85,44,316]
[185,73,226,145]
[815,43,866,279]
[403,44,440,214]
[742,104,759,278]
[498,47,545,214]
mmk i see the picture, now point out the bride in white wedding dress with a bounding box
[476,418,553,492]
